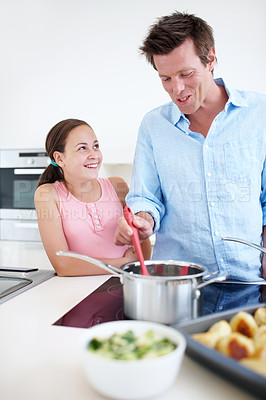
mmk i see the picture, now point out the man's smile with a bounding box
[177,95,191,103]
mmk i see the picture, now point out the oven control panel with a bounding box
[0,149,49,168]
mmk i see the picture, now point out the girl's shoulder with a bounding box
[107,177,129,206]
[34,182,59,203]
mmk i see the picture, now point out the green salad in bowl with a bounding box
[81,320,186,400]
[88,329,177,360]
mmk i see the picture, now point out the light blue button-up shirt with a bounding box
[127,78,266,281]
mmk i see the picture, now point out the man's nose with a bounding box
[172,77,185,94]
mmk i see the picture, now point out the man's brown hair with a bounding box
[140,11,215,69]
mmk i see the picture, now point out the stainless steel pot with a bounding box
[57,251,227,324]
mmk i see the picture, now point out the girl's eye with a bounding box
[93,143,100,150]
[79,146,86,150]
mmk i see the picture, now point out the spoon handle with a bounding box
[222,237,266,254]
[124,206,150,276]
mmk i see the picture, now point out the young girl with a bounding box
[34,119,151,276]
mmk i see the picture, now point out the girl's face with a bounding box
[54,124,103,183]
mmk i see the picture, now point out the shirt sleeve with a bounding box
[126,117,165,233]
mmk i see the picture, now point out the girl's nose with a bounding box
[88,147,101,159]
[87,149,97,158]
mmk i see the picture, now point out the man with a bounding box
[114,11,266,281]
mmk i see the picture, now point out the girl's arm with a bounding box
[34,183,139,276]
[108,177,152,260]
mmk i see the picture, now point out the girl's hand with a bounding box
[123,247,139,263]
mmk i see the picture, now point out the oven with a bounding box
[0,149,49,241]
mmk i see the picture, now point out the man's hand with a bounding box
[114,212,154,246]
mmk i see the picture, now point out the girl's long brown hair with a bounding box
[37,119,91,187]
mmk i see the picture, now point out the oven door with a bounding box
[0,167,45,241]
[0,168,44,210]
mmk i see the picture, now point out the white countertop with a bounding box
[0,241,258,400]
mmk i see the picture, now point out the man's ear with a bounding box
[208,46,216,72]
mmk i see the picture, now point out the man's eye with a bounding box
[182,72,193,77]
[93,144,99,149]
[78,146,86,151]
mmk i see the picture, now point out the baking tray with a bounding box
[175,303,266,399]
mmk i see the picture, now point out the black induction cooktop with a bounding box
[53,276,266,328]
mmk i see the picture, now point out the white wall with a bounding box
[0,0,265,163]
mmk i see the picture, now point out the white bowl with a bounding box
[81,320,186,400]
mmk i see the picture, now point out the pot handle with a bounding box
[56,250,123,277]
[203,270,219,280]
[193,274,228,300]
[222,237,266,254]
[196,274,228,290]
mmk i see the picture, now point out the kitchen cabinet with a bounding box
[0,240,53,270]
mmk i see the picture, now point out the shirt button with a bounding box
[204,144,209,149]
[207,172,212,177]
[214,231,219,236]
[211,202,215,207]
[220,258,224,263]
[219,306,223,310]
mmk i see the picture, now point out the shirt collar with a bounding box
[215,77,248,109]
[170,102,189,132]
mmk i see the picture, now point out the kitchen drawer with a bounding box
[0,219,41,241]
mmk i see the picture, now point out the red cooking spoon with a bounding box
[123,206,150,276]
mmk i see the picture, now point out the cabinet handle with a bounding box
[14,169,45,175]
[14,222,39,229]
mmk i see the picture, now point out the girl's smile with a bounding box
[84,163,99,168]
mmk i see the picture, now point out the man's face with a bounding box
[153,38,215,115]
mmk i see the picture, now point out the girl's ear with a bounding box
[53,151,65,168]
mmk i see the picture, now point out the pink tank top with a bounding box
[53,178,128,258]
